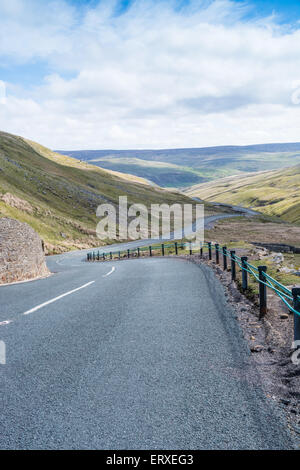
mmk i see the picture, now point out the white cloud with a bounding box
[0,0,300,149]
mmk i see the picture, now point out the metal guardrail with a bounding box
[87,241,300,341]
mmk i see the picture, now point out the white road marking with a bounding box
[102,266,115,277]
[23,281,95,315]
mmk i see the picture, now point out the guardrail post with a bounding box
[208,242,212,260]
[149,246,152,257]
[215,244,219,264]
[230,251,236,281]
[127,249,130,258]
[93,252,95,261]
[292,288,300,342]
[189,242,192,255]
[175,242,178,255]
[258,266,267,317]
[222,246,227,271]
[162,244,165,256]
[97,251,99,261]
[138,247,140,257]
[241,256,248,291]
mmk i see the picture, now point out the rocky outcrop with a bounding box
[0,192,34,214]
[0,217,49,284]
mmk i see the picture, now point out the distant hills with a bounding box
[0,131,197,254]
[185,165,300,225]
[57,143,300,188]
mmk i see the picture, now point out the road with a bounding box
[45,211,244,262]
[0,249,295,449]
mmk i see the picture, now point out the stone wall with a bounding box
[0,218,49,284]
[252,241,300,254]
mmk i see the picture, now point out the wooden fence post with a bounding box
[222,246,227,271]
[215,244,219,264]
[258,265,267,318]
[292,288,300,342]
[208,242,212,260]
[230,250,236,281]
[241,257,248,291]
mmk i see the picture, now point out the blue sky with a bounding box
[1,0,300,149]
[236,0,300,22]
[66,0,300,22]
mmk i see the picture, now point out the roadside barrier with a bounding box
[87,241,300,341]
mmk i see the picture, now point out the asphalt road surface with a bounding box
[0,248,296,449]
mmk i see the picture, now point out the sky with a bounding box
[1,0,300,150]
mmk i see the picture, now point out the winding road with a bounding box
[0,211,295,449]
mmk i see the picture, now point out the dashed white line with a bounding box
[102,266,115,277]
[3,266,115,322]
[23,281,95,315]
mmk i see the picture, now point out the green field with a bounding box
[185,165,300,225]
[87,157,230,188]
[60,144,300,188]
[0,131,205,254]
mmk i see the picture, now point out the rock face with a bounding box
[0,218,49,284]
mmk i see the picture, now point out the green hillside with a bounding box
[185,165,300,225]
[60,145,300,188]
[87,157,222,188]
[0,131,204,254]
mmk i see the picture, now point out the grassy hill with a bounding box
[0,131,205,254]
[85,157,210,188]
[185,165,300,225]
[59,143,300,188]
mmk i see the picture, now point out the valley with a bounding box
[59,143,300,188]
[0,131,206,254]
